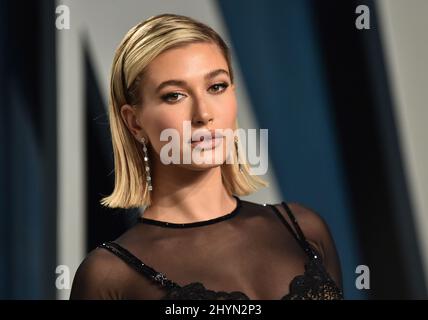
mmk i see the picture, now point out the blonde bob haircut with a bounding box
[101,13,268,209]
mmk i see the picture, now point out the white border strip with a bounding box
[377,0,428,290]
[56,0,86,300]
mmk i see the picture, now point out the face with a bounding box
[121,42,237,171]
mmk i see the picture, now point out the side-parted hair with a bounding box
[101,13,267,209]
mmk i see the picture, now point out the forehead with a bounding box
[143,42,229,85]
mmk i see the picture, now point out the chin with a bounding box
[180,162,224,172]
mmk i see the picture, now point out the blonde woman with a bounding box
[70,13,343,300]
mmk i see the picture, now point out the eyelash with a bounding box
[161,82,229,103]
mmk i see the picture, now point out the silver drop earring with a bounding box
[234,136,243,173]
[140,137,153,191]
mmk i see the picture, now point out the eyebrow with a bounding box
[155,69,230,94]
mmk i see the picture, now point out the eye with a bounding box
[208,82,229,94]
[161,92,186,103]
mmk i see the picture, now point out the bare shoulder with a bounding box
[78,245,124,274]
[287,203,332,252]
[69,245,129,299]
[274,202,329,252]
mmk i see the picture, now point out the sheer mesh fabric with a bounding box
[70,196,343,300]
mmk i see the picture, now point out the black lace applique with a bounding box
[162,282,250,300]
[282,257,343,300]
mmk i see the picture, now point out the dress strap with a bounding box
[98,241,180,290]
[269,202,319,260]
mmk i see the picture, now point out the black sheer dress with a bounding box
[70,196,344,300]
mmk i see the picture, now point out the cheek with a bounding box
[156,113,182,133]
[141,109,186,152]
[216,91,237,127]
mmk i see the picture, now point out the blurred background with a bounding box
[1,0,427,300]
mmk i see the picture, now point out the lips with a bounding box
[191,136,223,150]
[189,130,224,143]
[187,130,224,151]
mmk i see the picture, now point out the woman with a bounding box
[70,13,344,300]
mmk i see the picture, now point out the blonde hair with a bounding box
[101,13,268,209]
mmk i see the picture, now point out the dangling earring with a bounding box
[140,137,152,191]
[234,136,243,173]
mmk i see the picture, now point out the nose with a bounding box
[191,94,213,126]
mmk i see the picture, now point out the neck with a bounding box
[142,151,237,223]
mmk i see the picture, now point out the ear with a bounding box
[120,104,143,139]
